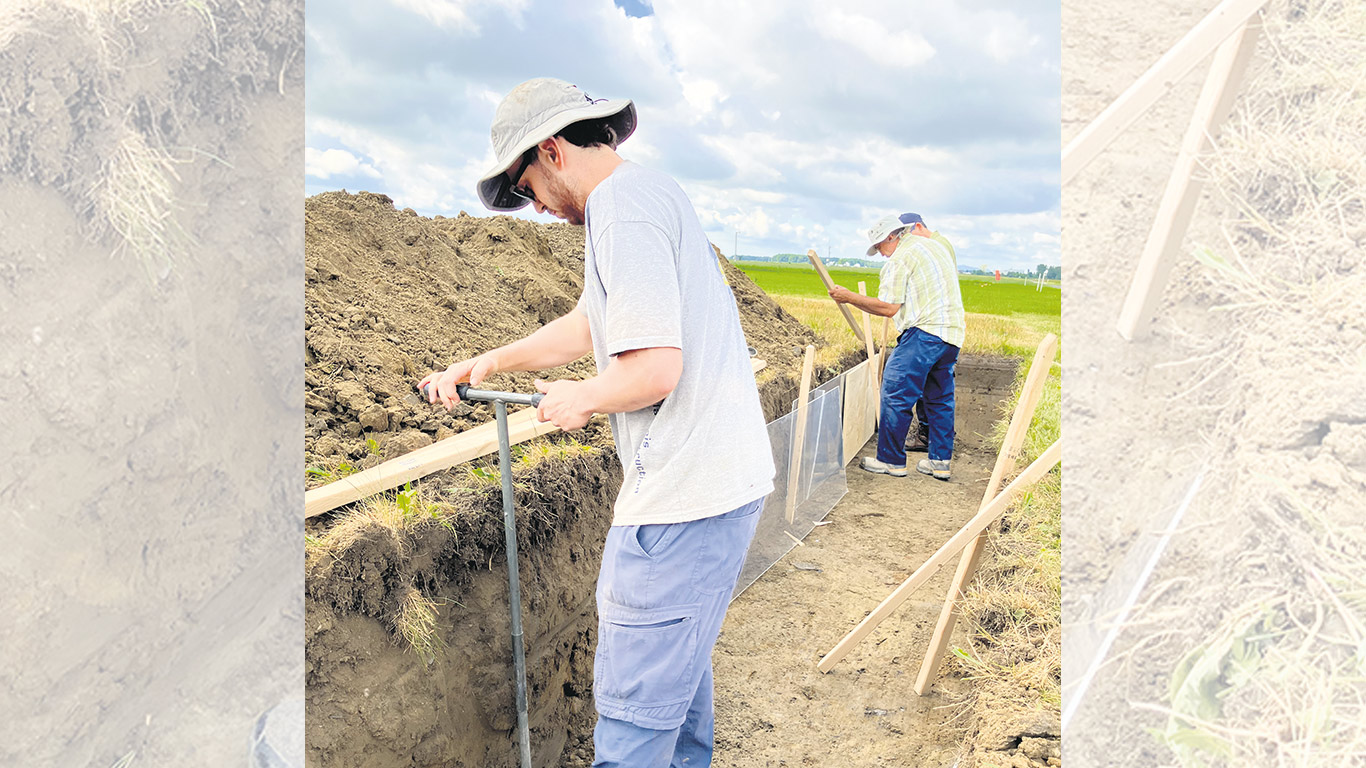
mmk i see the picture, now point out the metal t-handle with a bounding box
[419,383,545,408]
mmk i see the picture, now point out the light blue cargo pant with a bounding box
[591,497,765,768]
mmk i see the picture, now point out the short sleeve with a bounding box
[878,256,908,305]
[591,220,683,356]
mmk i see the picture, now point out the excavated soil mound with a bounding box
[304,191,820,479]
[304,192,835,768]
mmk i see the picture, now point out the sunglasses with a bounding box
[507,146,540,204]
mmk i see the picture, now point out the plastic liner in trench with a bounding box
[735,371,848,598]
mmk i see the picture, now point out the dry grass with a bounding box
[770,295,1059,363]
[305,482,459,576]
[92,127,192,280]
[2,0,216,278]
[768,296,867,364]
[950,342,1063,760]
[396,584,443,665]
[1125,1,1366,764]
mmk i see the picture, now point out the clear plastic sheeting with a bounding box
[733,373,849,598]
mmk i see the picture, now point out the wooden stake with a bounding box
[879,316,892,385]
[1061,0,1267,185]
[857,282,878,428]
[914,333,1058,694]
[1116,19,1262,340]
[817,440,1061,673]
[786,344,816,524]
[807,249,866,344]
[307,359,768,519]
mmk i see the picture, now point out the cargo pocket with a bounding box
[594,599,702,730]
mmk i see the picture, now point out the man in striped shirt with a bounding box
[828,213,965,480]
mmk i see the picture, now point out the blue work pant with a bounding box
[592,497,764,767]
[877,327,959,466]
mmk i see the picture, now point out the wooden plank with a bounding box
[307,358,769,519]
[857,282,879,429]
[817,440,1061,673]
[806,249,866,344]
[1061,0,1267,185]
[1116,20,1262,340]
[841,360,876,464]
[914,333,1059,694]
[304,408,558,518]
[785,345,816,524]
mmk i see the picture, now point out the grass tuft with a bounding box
[93,127,192,280]
[395,585,443,664]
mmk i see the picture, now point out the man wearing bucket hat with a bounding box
[827,213,965,480]
[419,78,774,768]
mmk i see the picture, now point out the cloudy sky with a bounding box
[306,0,1060,271]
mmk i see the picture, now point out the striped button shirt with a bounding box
[877,232,966,347]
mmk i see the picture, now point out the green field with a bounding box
[734,261,1061,318]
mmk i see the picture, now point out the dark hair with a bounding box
[555,116,620,149]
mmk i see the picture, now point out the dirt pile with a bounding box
[304,191,833,768]
[304,191,821,481]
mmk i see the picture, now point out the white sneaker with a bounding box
[917,459,951,481]
[860,457,907,477]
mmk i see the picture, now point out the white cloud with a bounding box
[814,7,935,69]
[678,74,726,116]
[305,0,1060,270]
[385,0,529,32]
[304,147,381,180]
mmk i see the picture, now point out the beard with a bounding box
[542,171,584,225]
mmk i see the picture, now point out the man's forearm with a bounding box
[485,310,593,373]
[847,293,901,317]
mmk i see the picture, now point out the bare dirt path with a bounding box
[712,437,995,767]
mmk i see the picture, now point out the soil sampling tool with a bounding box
[421,381,543,768]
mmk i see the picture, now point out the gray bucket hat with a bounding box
[476,78,637,212]
[864,214,911,256]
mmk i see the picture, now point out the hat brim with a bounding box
[865,226,908,256]
[476,98,637,212]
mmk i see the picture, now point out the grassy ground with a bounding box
[735,262,1061,316]
[741,265,1060,360]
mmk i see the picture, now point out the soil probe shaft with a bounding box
[421,382,543,768]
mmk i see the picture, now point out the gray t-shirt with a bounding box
[576,162,774,526]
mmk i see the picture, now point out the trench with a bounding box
[305,356,1017,768]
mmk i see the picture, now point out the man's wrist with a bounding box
[480,350,503,374]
